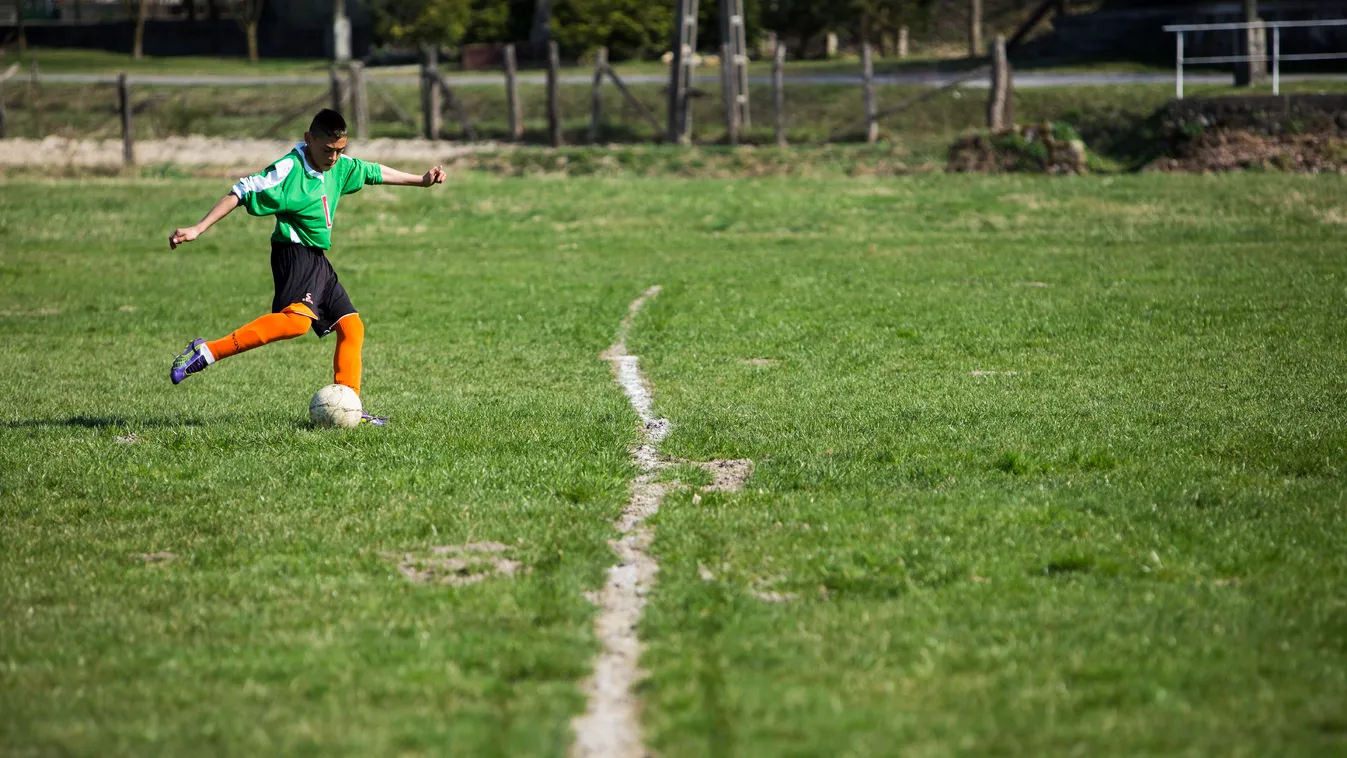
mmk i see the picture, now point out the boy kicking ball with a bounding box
[167,109,445,426]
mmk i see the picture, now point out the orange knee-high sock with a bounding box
[333,314,364,396]
[206,309,312,361]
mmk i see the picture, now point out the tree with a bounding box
[123,0,151,60]
[369,0,472,47]
[233,0,265,63]
[464,0,513,44]
[550,0,673,61]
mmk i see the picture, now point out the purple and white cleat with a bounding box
[359,411,388,427]
[169,338,213,385]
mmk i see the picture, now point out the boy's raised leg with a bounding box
[170,309,312,385]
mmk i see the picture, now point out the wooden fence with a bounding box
[31,42,1017,166]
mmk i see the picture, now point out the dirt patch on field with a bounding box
[739,358,778,367]
[688,458,754,492]
[387,542,521,587]
[131,551,178,564]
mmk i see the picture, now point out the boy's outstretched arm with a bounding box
[379,165,447,187]
[169,192,241,249]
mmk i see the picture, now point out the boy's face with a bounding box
[303,131,348,171]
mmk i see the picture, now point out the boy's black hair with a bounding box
[309,109,348,139]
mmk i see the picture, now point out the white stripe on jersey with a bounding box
[231,157,294,200]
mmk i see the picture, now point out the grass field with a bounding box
[2,170,1346,757]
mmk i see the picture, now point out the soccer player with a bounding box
[166,109,445,425]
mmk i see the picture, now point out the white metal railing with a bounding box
[1164,19,1347,98]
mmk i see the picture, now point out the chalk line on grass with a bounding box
[574,285,757,758]
[575,285,667,758]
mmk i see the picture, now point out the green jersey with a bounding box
[231,143,383,250]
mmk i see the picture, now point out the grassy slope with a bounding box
[2,172,1346,757]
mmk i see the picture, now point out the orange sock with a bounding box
[332,314,364,396]
[206,308,312,361]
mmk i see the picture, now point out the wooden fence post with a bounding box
[773,43,786,148]
[421,45,440,141]
[504,43,522,141]
[433,71,478,141]
[349,61,369,140]
[862,42,878,144]
[329,66,346,113]
[987,35,1012,130]
[589,46,607,144]
[118,72,134,166]
[899,26,909,58]
[721,41,739,145]
[547,39,562,147]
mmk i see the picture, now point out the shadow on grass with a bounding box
[0,416,204,430]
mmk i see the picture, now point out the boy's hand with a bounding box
[421,166,446,187]
[169,225,201,250]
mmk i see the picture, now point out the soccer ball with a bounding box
[309,384,362,429]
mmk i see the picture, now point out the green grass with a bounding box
[2,171,1347,756]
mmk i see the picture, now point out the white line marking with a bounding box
[574,286,757,757]
[573,285,665,758]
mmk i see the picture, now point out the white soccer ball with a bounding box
[309,384,362,429]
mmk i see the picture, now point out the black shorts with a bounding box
[270,241,357,337]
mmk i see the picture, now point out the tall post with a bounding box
[721,42,739,145]
[333,0,351,63]
[349,61,369,140]
[504,43,523,141]
[862,42,877,144]
[1176,31,1184,100]
[773,43,786,148]
[722,0,750,129]
[898,26,909,58]
[118,73,134,166]
[987,35,1011,131]
[969,0,983,58]
[589,46,608,144]
[667,0,700,145]
[1272,25,1280,95]
[0,78,7,140]
[547,39,562,147]
[421,44,440,141]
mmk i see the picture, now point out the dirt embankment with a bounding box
[1148,94,1347,173]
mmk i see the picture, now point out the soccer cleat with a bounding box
[359,411,388,427]
[170,338,211,385]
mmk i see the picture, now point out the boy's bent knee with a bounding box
[334,314,364,340]
[277,306,315,337]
